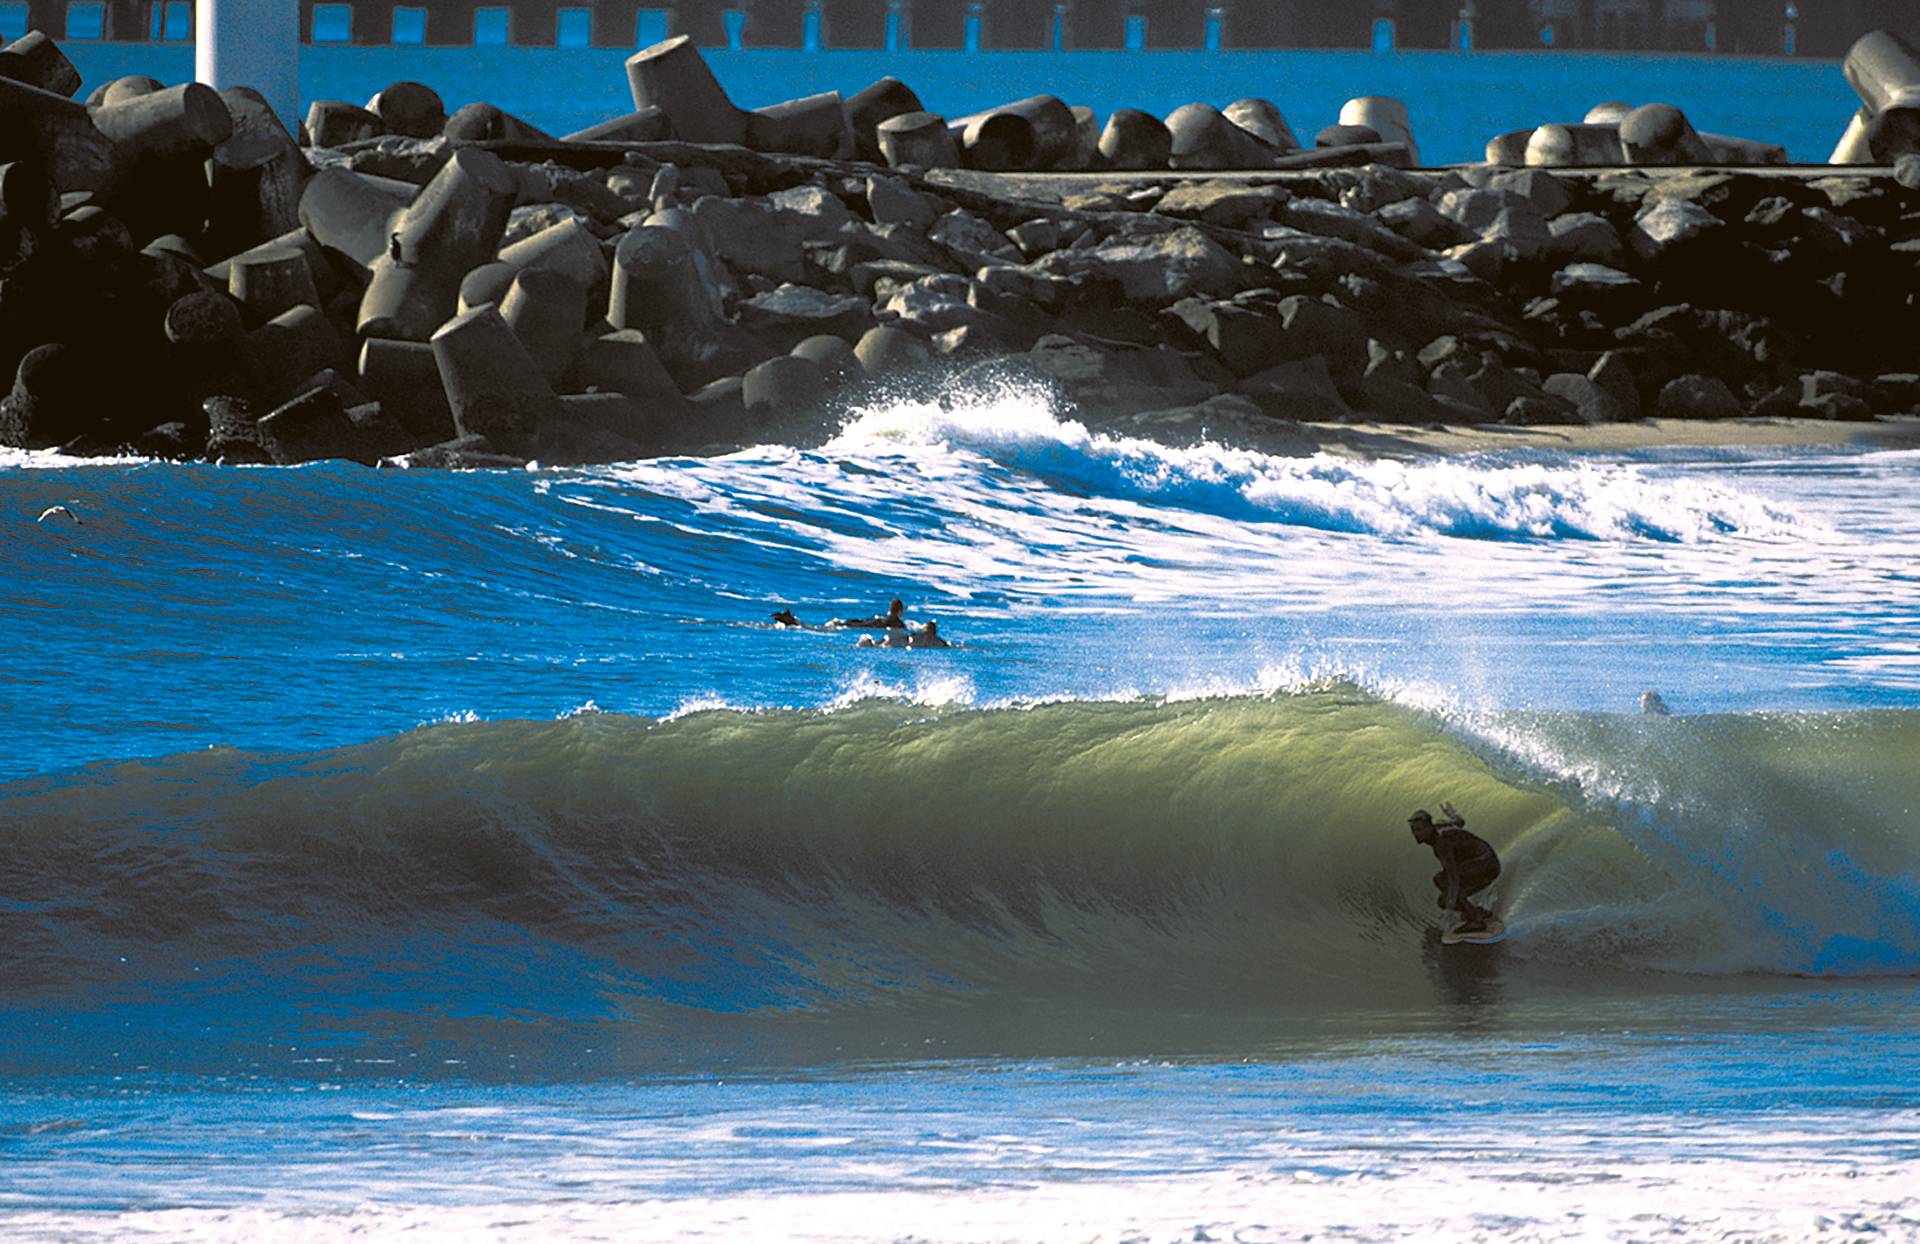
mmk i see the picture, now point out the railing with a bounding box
[0,0,1866,58]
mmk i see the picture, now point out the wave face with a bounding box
[5,690,1916,1034]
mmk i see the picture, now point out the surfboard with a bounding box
[1439,915,1507,946]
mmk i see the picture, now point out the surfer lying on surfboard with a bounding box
[1408,803,1500,937]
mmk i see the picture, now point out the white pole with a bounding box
[196,0,301,132]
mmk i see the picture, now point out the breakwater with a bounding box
[3,26,1920,469]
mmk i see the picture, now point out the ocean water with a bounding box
[5,377,1920,1239]
[66,43,1862,165]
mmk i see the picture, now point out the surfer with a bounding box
[907,621,950,649]
[1640,690,1671,716]
[771,608,801,627]
[1409,802,1500,934]
[838,598,907,630]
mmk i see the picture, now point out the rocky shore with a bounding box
[4,28,1920,468]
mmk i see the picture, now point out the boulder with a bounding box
[1543,373,1627,423]
[1165,298,1284,378]
[736,283,874,354]
[1235,354,1350,421]
[1547,213,1626,267]
[1042,226,1242,306]
[1656,373,1742,420]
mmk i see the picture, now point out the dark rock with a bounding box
[1236,353,1350,421]
[742,354,826,417]
[1165,298,1283,378]
[1504,393,1578,424]
[1155,182,1285,229]
[385,433,527,470]
[1656,373,1742,420]
[258,385,371,465]
[1273,295,1369,376]
[1488,169,1573,219]
[1588,351,1642,418]
[790,334,862,387]
[737,283,873,354]
[1627,197,1723,265]
[1547,213,1625,267]
[1378,197,1472,250]
[1543,373,1626,423]
[854,324,933,377]
[1344,373,1443,423]
[1550,263,1646,316]
[202,394,273,463]
[1041,226,1243,306]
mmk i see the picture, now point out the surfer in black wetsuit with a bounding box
[839,598,907,629]
[771,609,801,627]
[1409,802,1500,933]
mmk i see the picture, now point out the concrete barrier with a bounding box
[430,302,557,458]
[625,35,746,145]
[358,147,518,341]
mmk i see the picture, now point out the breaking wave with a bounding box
[3,688,1915,1034]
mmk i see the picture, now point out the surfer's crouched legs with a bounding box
[1434,862,1500,923]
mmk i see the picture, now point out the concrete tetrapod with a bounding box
[498,217,611,296]
[430,303,558,460]
[1165,103,1282,171]
[228,247,321,327]
[211,228,342,306]
[498,266,589,384]
[949,96,1076,171]
[0,76,116,192]
[357,337,455,444]
[625,36,746,146]
[208,87,310,259]
[1617,104,1713,165]
[247,304,346,404]
[1845,30,1920,159]
[1831,107,1875,164]
[844,77,924,163]
[1341,97,1417,165]
[564,108,674,143]
[443,102,553,144]
[0,31,82,97]
[90,83,234,160]
[1099,109,1172,170]
[358,147,518,341]
[298,166,418,273]
[569,329,681,402]
[1225,99,1300,153]
[305,100,384,148]
[877,112,958,168]
[366,81,446,139]
[458,262,519,317]
[608,224,737,385]
[747,92,851,158]
[1526,124,1623,167]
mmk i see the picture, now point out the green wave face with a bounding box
[3,690,1918,1015]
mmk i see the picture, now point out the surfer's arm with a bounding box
[1437,801,1465,828]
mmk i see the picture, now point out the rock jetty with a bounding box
[3,29,1920,467]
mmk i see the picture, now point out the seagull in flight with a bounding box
[36,504,81,525]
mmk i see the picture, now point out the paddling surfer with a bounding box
[838,598,907,630]
[1408,802,1500,934]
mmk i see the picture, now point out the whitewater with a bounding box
[5,384,1920,1240]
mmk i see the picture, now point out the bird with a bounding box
[36,504,81,526]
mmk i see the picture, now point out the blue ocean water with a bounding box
[4,373,1920,1237]
[65,43,1862,165]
